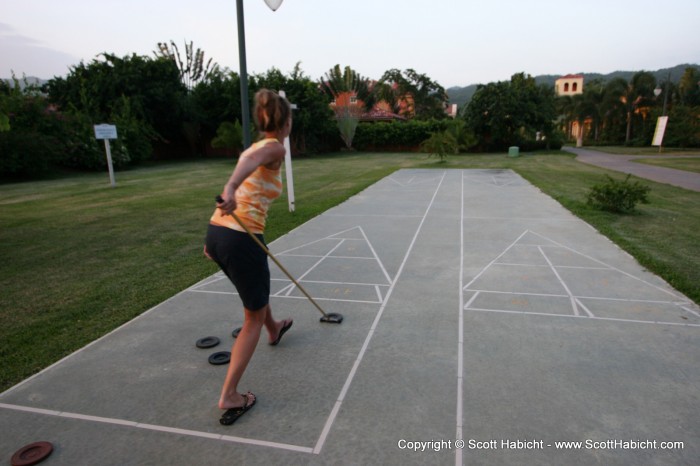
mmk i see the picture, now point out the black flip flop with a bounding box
[220,392,256,425]
[269,319,293,346]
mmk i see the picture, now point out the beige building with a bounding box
[555,74,584,96]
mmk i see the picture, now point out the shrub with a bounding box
[587,174,651,213]
[420,131,456,161]
[0,130,61,178]
[211,120,243,152]
[353,119,446,151]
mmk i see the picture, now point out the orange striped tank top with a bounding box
[210,138,283,234]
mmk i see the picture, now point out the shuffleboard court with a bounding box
[2,169,698,465]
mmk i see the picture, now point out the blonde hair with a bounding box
[254,89,291,133]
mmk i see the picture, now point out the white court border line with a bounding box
[456,171,465,466]
[0,170,448,457]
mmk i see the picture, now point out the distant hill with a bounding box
[446,63,700,108]
[2,76,49,89]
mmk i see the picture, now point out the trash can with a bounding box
[508,146,519,157]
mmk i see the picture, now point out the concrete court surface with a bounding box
[2,169,699,466]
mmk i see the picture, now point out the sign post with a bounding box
[94,124,118,187]
[278,90,296,212]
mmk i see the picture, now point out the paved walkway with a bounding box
[563,146,700,192]
[2,169,698,465]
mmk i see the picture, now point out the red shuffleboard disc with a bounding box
[11,441,53,466]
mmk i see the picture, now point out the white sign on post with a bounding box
[278,90,295,212]
[94,124,118,187]
[651,116,668,147]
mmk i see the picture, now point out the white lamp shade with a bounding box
[264,0,283,11]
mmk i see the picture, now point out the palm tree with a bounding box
[154,40,219,91]
[582,80,605,142]
[604,72,657,144]
[320,65,371,149]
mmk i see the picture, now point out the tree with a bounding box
[604,72,657,144]
[320,65,373,104]
[378,68,448,120]
[678,67,700,107]
[320,65,370,149]
[557,81,603,145]
[251,64,335,154]
[46,53,187,165]
[0,76,66,176]
[463,73,557,150]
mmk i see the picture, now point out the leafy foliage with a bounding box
[320,65,370,149]
[463,72,557,151]
[353,119,446,151]
[0,76,65,177]
[378,68,448,120]
[420,131,456,161]
[420,119,477,160]
[587,174,651,213]
[211,120,243,152]
[46,53,187,165]
[252,64,336,154]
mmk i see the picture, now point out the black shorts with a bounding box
[205,224,270,311]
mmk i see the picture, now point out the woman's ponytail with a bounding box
[254,89,291,133]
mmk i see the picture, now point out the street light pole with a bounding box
[236,0,252,149]
[235,0,284,149]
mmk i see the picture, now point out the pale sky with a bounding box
[2,0,699,88]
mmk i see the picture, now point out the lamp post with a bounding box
[236,0,284,149]
[652,71,671,153]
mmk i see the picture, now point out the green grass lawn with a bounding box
[2,151,699,392]
[588,146,700,156]
[632,156,700,174]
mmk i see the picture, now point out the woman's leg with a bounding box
[218,304,293,409]
[264,306,293,345]
[218,304,268,409]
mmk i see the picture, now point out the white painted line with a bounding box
[274,226,359,255]
[358,226,393,285]
[575,298,596,318]
[573,295,683,305]
[284,240,346,296]
[462,216,580,221]
[281,254,374,260]
[462,230,530,291]
[189,275,227,290]
[273,283,297,297]
[680,305,700,318]
[0,402,314,453]
[273,278,391,288]
[469,289,568,298]
[189,288,383,305]
[495,262,549,268]
[375,285,383,302]
[456,171,465,466]
[0,403,60,416]
[313,171,448,455]
[324,213,424,218]
[0,287,194,397]
[528,230,686,301]
[465,308,700,327]
[463,291,480,310]
[538,246,579,316]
